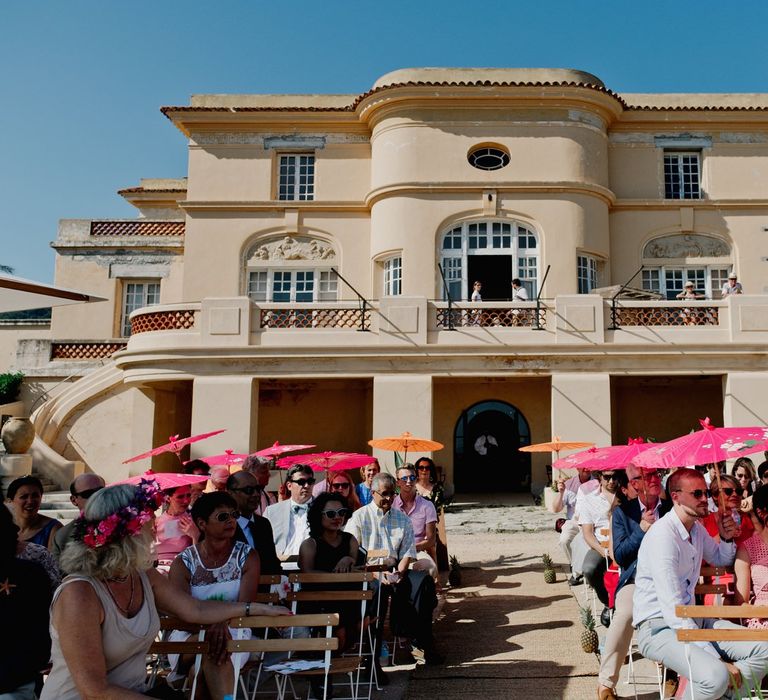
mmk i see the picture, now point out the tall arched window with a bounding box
[440,220,539,301]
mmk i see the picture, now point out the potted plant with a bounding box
[0,371,25,418]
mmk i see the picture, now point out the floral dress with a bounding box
[168,542,253,677]
[743,533,768,629]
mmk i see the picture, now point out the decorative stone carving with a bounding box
[1,417,35,454]
[248,236,336,262]
[643,234,730,259]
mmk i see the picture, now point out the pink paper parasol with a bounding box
[632,418,768,471]
[553,438,655,472]
[112,471,209,490]
[252,441,316,458]
[276,451,376,472]
[122,429,226,464]
[196,450,249,467]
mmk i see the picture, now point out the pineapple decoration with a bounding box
[448,555,462,587]
[542,553,556,584]
[579,606,600,654]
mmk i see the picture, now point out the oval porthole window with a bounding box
[468,145,510,171]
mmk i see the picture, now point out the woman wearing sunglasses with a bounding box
[734,484,768,627]
[702,474,755,546]
[299,492,361,651]
[167,492,269,697]
[327,471,362,512]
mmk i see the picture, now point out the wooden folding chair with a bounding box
[286,572,375,700]
[148,618,208,698]
[228,613,362,700]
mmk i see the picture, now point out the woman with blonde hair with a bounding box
[40,479,290,700]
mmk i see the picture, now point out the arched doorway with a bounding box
[453,400,531,493]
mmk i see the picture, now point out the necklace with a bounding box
[105,572,135,616]
[201,543,230,568]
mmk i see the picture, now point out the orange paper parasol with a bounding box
[519,436,596,480]
[368,431,444,463]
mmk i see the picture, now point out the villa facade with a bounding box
[10,68,768,490]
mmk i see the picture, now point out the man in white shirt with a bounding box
[511,278,528,301]
[552,469,598,585]
[264,464,315,559]
[721,272,743,297]
[634,468,768,700]
[580,470,626,625]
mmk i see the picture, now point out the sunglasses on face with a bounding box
[717,487,743,497]
[74,487,103,499]
[330,482,351,490]
[322,508,350,519]
[230,485,259,495]
[290,478,316,487]
[213,510,240,523]
[674,488,711,500]
[375,491,395,500]
[399,475,417,483]
[601,473,619,482]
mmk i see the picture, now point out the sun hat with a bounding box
[728,272,738,279]
[684,281,694,287]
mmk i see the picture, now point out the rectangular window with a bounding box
[294,271,314,302]
[318,270,338,301]
[710,268,729,296]
[641,269,661,295]
[247,271,268,302]
[664,152,701,199]
[383,257,402,296]
[518,256,538,298]
[278,153,315,201]
[441,257,462,301]
[272,271,293,302]
[121,280,160,336]
[577,255,598,294]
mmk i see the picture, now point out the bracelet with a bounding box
[245,601,251,616]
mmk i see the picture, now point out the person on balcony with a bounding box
[722,272,743,297]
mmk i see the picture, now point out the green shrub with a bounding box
[0,372,24,404]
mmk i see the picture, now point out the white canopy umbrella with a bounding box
[0,274,106,313]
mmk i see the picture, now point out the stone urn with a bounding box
[1,417,35,454]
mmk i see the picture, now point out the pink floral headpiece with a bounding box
[73,478,164,549]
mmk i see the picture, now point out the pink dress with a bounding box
[743,532,768,629]
[154,512,194,567]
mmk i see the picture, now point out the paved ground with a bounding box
[387,496,664,700]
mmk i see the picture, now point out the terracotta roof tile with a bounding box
[90,221,185,237]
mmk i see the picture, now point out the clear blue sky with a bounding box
[3,1,768,282]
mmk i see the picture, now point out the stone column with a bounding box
[128,387,157,477]
[371,375,433,473]
[551,373,612,460]
[723,372,768,427]
[190,376,259,457]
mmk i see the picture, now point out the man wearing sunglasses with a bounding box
[226,470,282,575]
[264,464,315,560]
[597,467,671,700]
[634,468,768,699]
[241,455,276,516]
[393,464,438,579]
[346,472,442,666]
[52,472,105,560]
[580,469,627,627]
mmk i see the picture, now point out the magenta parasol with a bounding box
[252,441,316,458]
[112,471,209,490]
[276,451,376,472]
[122,430,226,465]
[553,438,655,472]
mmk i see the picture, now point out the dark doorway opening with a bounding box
[454,400,531,492]
[467,255,512,301]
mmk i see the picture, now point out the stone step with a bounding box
[40,490,79,524]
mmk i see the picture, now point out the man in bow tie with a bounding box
[226,471,281,575]
[264,464,315,560]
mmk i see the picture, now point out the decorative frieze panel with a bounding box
[247,236,336,262]
[643,234,730,259]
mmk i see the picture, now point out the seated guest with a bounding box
[734,484,768,627]
[552,467,598,585]
[346,473,442,666]
[597,467,671,700]
[327,471,362,512]
[758,460,768,487]
[414,457,448,512]
[154,485,198,569]
[241,455,276,516]
[17,539,61,591]
[0,503,52,700]
[6,476,62,550]
[579,469,626,626]
[634,468,768,700]
[733,457,758,498]
[393,464,438,578]
[53,473,105,559]
[298,492,360,650]
[168,493,261,698]
[355,460,380,506]
[41,480,290,700]
[183,460,210,506]
[226,470,282,575]
[264,464,315,559]
[703,474,755,545]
